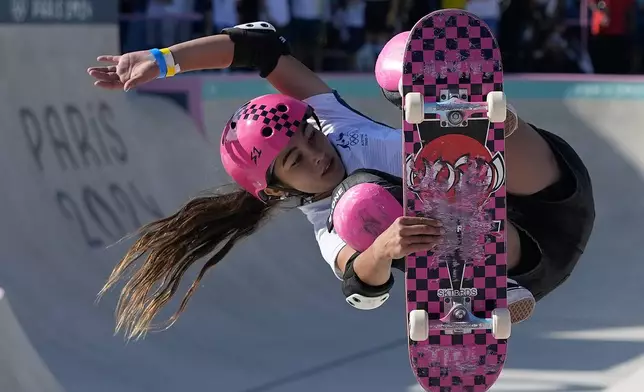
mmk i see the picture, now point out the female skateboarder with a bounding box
[88,23,595,341]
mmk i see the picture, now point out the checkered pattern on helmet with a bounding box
[238,103,302,136]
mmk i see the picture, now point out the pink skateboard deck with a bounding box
[401,9,509,391]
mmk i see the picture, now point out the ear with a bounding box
[263,187,287,198]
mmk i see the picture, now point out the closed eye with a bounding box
[308,129,316,144]
[289,126,316,168]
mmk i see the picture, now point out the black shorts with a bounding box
[507,126,596,302]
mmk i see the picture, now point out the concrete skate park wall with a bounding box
[0,18,232,392]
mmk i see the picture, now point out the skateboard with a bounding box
[401,9,510,391]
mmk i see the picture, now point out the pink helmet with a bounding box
[220,94,312,200]
[375,31,409,92]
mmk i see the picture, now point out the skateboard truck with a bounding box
[408,296,511,342]
[436,297,492,334]
[433,297,489,335]
[403,89,507,126]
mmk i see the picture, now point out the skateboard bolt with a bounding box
[454,308,466,320]
[448,111,463,125]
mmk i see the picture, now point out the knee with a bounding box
[506,120,562,194]
[506,223,522,270]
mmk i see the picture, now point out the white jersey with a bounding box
[299,91,402,279]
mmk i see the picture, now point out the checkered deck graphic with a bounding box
[402,10,507,391]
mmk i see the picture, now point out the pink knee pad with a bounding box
[332,183,403,252]
[374,31,409,93]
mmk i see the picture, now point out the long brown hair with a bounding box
[98,184,278,341]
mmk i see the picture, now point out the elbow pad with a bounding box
[341,252,394,311]
[220,21,291,78]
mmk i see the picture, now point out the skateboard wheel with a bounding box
[486,91,507,123]
[492,308,511,340]
[409,309,429,342]
[404,92,424,124]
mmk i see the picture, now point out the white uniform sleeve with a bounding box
[299,200,347,280]
[304,91,386,135]
[314,225,346,280]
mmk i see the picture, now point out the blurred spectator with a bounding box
[588,0,634,74]
[210,0,238,33]
[498,0,529,71]
[146,0,196,48]
[261,0,291,32]
[120,0,148,51]
[466,0,500,34]
[633,0,644,72]
[119,0,147,52]
[353,0,397,72]
[333,0,367,70]
[237,0,261,23]
[117,0,644,75]
[442,0,467,7]
[399,0,440,32]
[289,0,330,71]
[523,0,582,72]
[499,0,589,73]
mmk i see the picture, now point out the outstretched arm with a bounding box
[89,24,331,100]
[151,31,332,100]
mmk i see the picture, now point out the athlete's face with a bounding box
[267,119,345,197]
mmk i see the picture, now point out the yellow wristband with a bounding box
[160,48,181,77]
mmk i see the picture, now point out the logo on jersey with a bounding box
[335,130,368,150]
[406,134,505,208]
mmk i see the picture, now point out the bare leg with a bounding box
[505,112,561,196]
[503,109,561,270]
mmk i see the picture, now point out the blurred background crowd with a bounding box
[119,0,644,74]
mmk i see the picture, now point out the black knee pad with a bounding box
[221,21,291,77]
[341,252,394,310]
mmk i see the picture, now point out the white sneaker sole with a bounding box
[509,297,535,324]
